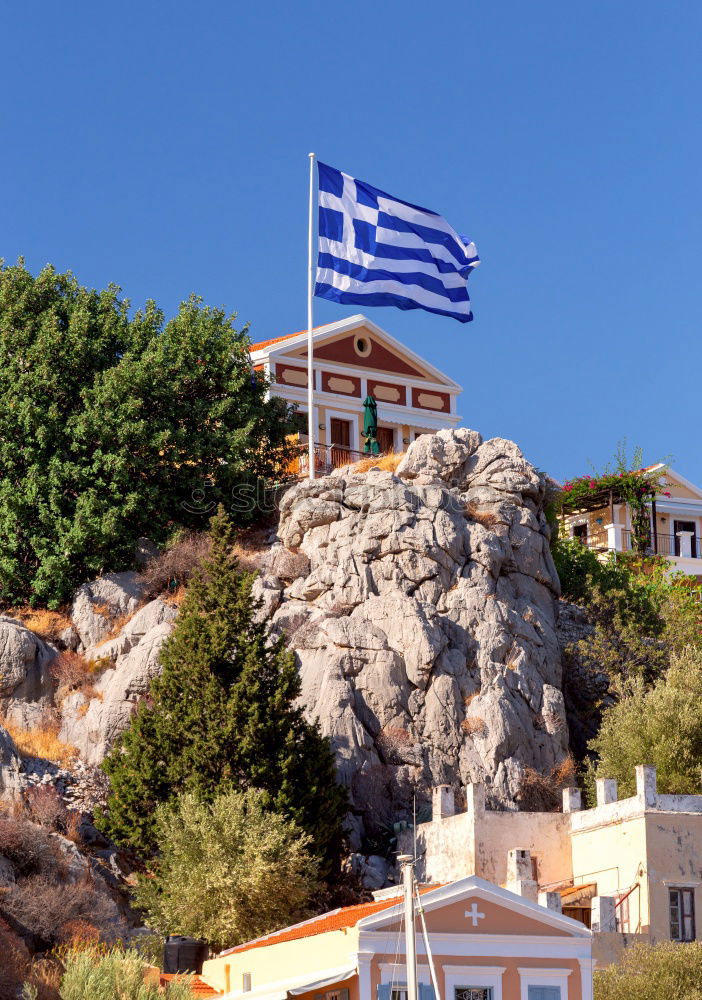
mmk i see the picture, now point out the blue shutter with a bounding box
[419,985,436,1000]
[528,988,561,1000]
[377,986,392,1000]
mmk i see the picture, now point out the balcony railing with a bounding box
[575,529,702,560]
[288,443,368,479]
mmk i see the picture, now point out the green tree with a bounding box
[134,788,319,951]
[56,947,195,1000]
[99,508,347,876]
[0,260,294,608]
[587,647,702,799]
[594,941,702,1000]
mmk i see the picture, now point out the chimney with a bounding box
[538,891,563,914]
[562,786,582,813]
[466,782,485,817]
[591,896,616,933]
[636,765,657,808]
[433,784,455,820]
[596,778,617,806]
[506,849,538,903]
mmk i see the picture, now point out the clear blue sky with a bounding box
[1,2,699,483]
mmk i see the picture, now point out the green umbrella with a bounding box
[363,395,380,455]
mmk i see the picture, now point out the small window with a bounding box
[354,333,372,357]
[455,989,492,1000]
[670,887,696,941]
[242,973,251,992]
[527,989,561,1000]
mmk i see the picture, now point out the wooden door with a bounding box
[329,417,351,448]
[376,426,395,454]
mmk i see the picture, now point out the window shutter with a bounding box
[377,986,392,1000]
[419,984,436,1000]
[338,990,350,1000]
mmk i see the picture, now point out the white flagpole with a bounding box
[307,152,316,480]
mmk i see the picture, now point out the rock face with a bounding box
[60,598,177,764]
[71,572,147,653]
[0,617,56,711]
[256,428,567,842]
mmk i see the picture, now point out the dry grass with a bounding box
[461,715,487,736]
[1,715,78,769]
[352,451,406,474]
[464,691,480,707]
[465,502,500,528]
[7,607,72,642]
[94,611,134,646]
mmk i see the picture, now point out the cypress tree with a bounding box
[99,508,346,876]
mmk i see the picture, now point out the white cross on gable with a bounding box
[465,902,486,927]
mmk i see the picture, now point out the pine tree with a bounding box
[99,508,347,876]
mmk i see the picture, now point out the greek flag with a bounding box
[315,162,479,323]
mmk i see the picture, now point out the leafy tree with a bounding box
[134,788,319,951]
[0,260,294,607]
[99,508,347,876]
[594,940,702,1000]
[587,647,702,799]
[56,947,195,1000]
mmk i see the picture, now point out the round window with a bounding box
[354,334,371,357]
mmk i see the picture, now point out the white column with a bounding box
[605,523,623,552]
[636,765,658,808]
[398,856,418,1000]
[578,958,594,1000]
[357,950,374,1000]
[677,530,694,558]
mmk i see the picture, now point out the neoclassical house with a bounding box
[560,464,702,580]
[249,314,462,473]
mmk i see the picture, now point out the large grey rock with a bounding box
[71,572,147,651]
[0,617,56,704]
[0,725,23,800]
[61,620,174,765]
[83,598,177,663]
[262,428,567,840]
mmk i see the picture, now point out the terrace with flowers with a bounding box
[556,462,702,579]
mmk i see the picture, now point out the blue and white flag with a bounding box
[315,162,479,323]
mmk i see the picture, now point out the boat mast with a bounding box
[398,854,418,1000]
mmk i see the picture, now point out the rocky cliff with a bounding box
[1,428,573,850]
[253,429,568,843]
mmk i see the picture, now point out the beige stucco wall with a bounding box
[201,928,358,995]
[644,812,702,941]
[412,805,572,889]
[570,813,648,931]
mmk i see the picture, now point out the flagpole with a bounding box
[307,152,316,480]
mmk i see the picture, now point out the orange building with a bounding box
[249,314,462,474]
[200,876,593,1000]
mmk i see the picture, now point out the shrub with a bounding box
[137,532,211,598]
[594,940,702,1000]
[3,874,120,952]
[461,716,487,736]
[133,788,320,952]
[50,652,93,694]
[517,757,576,812]
[8,608,73,642]
[0,918,31,999]
[587,647,702,800]
[23,786,68,832]
[57,947,195,1000]
[0,814,63,877]
[465,503,500,528]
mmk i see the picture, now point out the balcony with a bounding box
[575,528,702,561]
[287,443,368,479]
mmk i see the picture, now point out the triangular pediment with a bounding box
[659,468,702,501]
[254,314,461,389]
[360,878,589,939]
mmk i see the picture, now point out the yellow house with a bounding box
[404,767,702,966]
[248,314,462,474]
[201,876,593,1000]
[560,465,702,581]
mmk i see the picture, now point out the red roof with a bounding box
[221,886,441,957]
[160,974,221,997]
[248,326,325,353]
